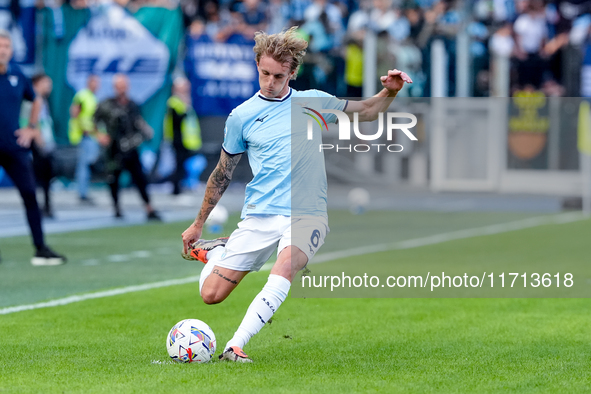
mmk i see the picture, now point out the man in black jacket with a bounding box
[0,29,66,265]
[94,74,161,220]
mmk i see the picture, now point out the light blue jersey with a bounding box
[223,88,347,218]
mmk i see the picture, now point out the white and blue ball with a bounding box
[166,319,216,363]
[348,187,370,214]
[206,205,229,234]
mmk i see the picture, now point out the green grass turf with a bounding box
[0,210,538,307]
[298,214,591,298]
[0,285,590,392]
[0,212,590,392]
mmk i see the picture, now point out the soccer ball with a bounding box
[348,187,370,214]
[206,205,229,234]
[166,319,216,363]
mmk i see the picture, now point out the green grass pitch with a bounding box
[0,211,590,393]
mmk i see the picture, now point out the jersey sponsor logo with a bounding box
[8,75,18,87]
[255,114,269,122]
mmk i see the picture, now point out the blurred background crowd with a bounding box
[177,0,589,98]
[5,0,591,98]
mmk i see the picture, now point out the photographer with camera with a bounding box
[94,74,161,221]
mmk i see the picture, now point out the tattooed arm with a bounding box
[182,149,242,253]
[195,149,242,226]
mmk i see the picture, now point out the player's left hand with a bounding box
[182,223,203,254]
[14,127,39,148]
[380,69,413,94]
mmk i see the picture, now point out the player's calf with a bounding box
[272,246,309,282]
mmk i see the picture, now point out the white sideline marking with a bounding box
[310,211,586,265]
[81,249,170,267]
[0,212,586,315]
[0,276,201,315]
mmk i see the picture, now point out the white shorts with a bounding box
[208,215,329,273]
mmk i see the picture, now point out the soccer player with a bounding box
[0,29,66,265]
[181,27,411,362]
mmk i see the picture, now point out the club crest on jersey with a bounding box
[8,75,18,87]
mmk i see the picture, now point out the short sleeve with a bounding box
[22,75,35,102]
[222,111,246,154]
[311,89,347,124]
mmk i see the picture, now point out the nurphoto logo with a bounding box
[304,108,418,153]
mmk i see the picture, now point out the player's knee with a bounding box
[201,294,219,305]
[200,288,225,305]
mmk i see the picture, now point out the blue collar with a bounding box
[257,88,292,102]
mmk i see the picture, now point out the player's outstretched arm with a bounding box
[182,149,242,253]
[344,69,412,122]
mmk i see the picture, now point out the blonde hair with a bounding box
[253,26,308,80]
